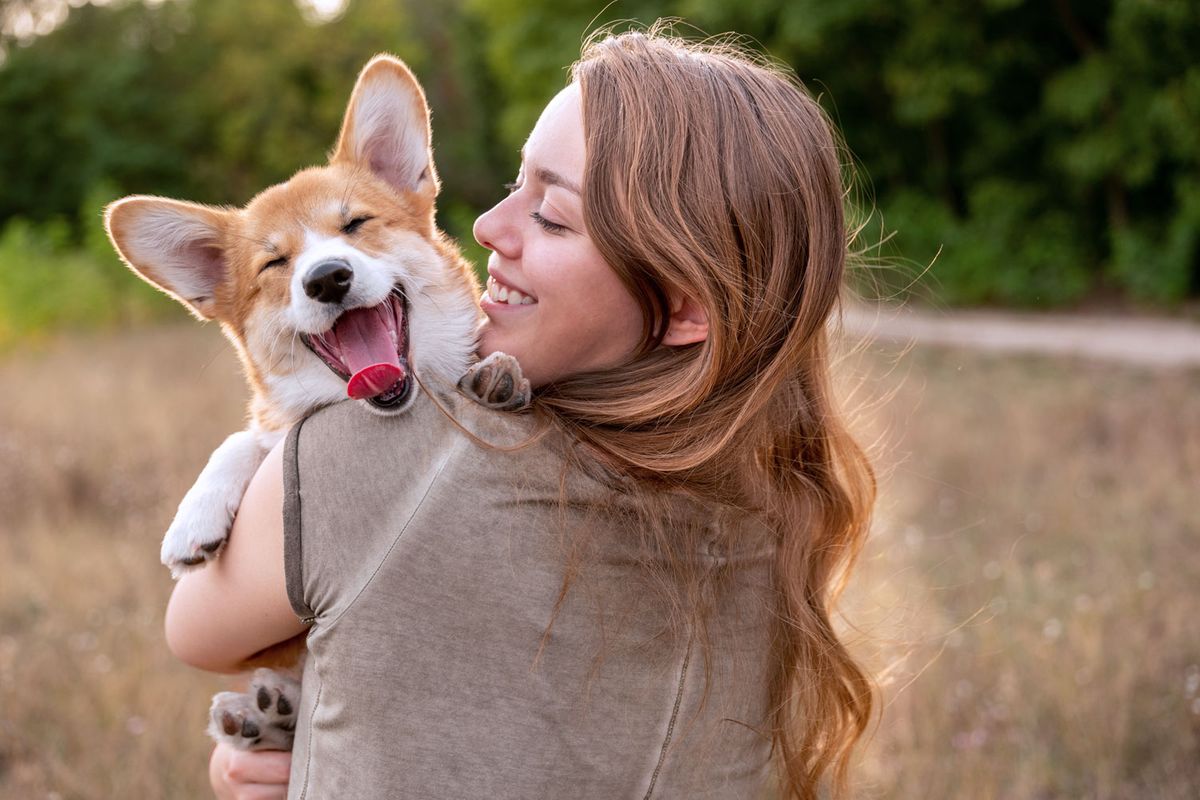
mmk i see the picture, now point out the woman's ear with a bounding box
[662,289,709,347]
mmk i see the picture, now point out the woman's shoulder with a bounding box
[295,381,535,444]
[288,382,552,486]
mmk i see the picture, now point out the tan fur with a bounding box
[107,155,479,434]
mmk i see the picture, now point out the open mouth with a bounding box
[300,287,412,409]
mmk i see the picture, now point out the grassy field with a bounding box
[1,322,1197,798]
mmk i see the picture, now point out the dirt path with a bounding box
[838,302,1200,368]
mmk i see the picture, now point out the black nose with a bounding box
[304,260,353,304]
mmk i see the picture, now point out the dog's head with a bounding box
[105,55,480,427]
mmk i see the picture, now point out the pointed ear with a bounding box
[331,54,438,196]
[104,196,230,320]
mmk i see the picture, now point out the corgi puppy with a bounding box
[105,55,528,750]
[106,54,528,578]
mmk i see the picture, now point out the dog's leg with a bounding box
[458,352,531,410]
[208,668,301,751]
[162,429,267,578]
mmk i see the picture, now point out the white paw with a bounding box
[160,429,269,578]
[208,669,301,751]
[160,487,240,578]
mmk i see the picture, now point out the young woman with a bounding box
[171,28,876,800]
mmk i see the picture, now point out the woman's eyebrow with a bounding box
[518,146,582,195]
[534,167,581,196]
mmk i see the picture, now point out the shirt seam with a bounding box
[296,678,321,800]
[322,431,463,631]
[643,632,695,799]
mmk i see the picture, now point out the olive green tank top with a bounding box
[282,382,776,799]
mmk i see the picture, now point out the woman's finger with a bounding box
[225,747,293,784]
[211,743,292,799]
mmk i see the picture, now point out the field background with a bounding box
[1,321,1197,798]
[2,0,1200,797]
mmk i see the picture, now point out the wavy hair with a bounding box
[529,26,877,800]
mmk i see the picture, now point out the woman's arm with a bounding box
[165,438,308,673]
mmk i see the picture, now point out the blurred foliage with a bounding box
[0,183,175,348]
[0,0,1197,346]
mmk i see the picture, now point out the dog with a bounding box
[105,54,529,750]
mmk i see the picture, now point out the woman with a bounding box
[172,27,876,800]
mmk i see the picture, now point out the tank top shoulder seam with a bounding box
[318,423,466,632]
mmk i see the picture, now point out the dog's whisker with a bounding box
[417,286,443,312]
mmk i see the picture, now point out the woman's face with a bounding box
[473,84,644,388]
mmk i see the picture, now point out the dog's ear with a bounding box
[105,196,231,320]
[331,54,438,198]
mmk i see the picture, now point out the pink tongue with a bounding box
[333,306,405,400]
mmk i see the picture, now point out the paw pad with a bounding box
[208,669,301,751]
[459,352,531,410]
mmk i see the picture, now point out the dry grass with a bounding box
[1,323,1197,798]
[0,324,241,798]
[838,341,1200,799]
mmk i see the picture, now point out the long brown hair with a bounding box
[531,25,877,800]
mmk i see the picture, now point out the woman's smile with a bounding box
[482,270,537,307]
[472,83,645,388]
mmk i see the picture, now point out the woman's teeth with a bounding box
[487,276,535,306]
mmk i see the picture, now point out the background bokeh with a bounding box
[2,0,1199,350]
[1,1,1198,798]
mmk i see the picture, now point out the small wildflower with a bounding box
[70,631,97,652]
[938,494,958,517]
[951,728,989,750]
[904,525,923,550]
[1185,667,1200,697]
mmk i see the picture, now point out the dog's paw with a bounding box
[208,669,301,752]
[458,352,531,410]
[160,489,238,578]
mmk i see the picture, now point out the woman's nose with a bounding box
[473,201,517,259]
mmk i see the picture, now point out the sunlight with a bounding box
[295,0,348,23]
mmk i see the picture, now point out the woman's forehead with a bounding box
[522,84,585,185]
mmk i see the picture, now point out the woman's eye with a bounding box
[259,255,289,274]
[504,181,521,195]
[341,216,372,235]
[530,211,567,234]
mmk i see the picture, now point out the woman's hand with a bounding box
[209,743,291,800]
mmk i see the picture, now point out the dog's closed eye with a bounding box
[342,216,373,235]
[259,255,289,274]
